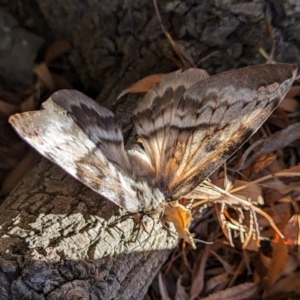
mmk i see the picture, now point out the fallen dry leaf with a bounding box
[283,214,300,247]
[266,233,288,289]
[237,122,300,170]
[204,272,229,294]
[175,276,189,300]
[266,272,300,298]
[163,201,195,248]
[34,62,56,91]
[279,97,300,112]
[117,73,166,99]
[45,40,72,64]
[190,241,213,299]
[51,73,73,90]
[285,85,300,98]
[249,153,276,175]
[0,100,19,119]
[283,254,299,275]
[230,179,263,205]
[201,282,258,300]
[20,94,36,112]
[158,273,171,300]
[1,148,39,194]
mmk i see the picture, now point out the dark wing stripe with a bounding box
[133,68,209,178]
[134,64,297,200]
[42,90,131,172]
[167,64,297,198]
[9,110,164,213]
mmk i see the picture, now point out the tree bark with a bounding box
[1,0,300,299]
[37,0,300,108]
[0,159,177,299]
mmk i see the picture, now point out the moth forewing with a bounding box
[9,97,163,214]
[134,64,297,200]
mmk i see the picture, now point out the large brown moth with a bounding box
[9,64,297,247]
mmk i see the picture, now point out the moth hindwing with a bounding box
[9,64,297,246]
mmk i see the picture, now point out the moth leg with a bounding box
[128,213,154,244]
[129,218,142,244]
[107,212,150,244]
[129,215,159,248]
[108,212,136,228]
[132,213,149,234]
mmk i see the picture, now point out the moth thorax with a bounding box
[135,181,164,213]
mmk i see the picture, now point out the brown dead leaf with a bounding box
[163,201,195,248]
[204,272,229,294]
[267,272,300,298]
[117,74,166,99]
[279,97,300,112]
[266,233,288,289]
[0,90,21,106]
[158,273,171,300]
[283,254,300,275]
[268,106,290,128]
[250,153,276,175]
[52,73,73,90]
[283,214,300,247]
[238,122,300,170]
[20,95,36,112]
[214,204,233,246]
[286,85,300,98]
[1,148,39,194]
[201,282,257,300]
[34,63,56,91]
[259,251,272,270]
[210,250,235,275]
[260,176,300,195]
[253,270,262,284]
[279,164,300,173]
[45,40,72,64]
[230,179,263,205]
[175,276,189,300]
[232,165,300,198]
[190,240,213,299]
[0,100,19,119]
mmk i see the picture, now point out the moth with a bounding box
[9,64,297,247]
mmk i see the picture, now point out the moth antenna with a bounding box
[159,221,213,246]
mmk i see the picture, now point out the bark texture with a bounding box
[0,159,177,299]
[37,0,300,108]
[1,0,300,299]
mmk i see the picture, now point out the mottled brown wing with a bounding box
[133,64,297,200]
[133,68,209,177]
[9,109,163,213]
[42,90,131,172]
